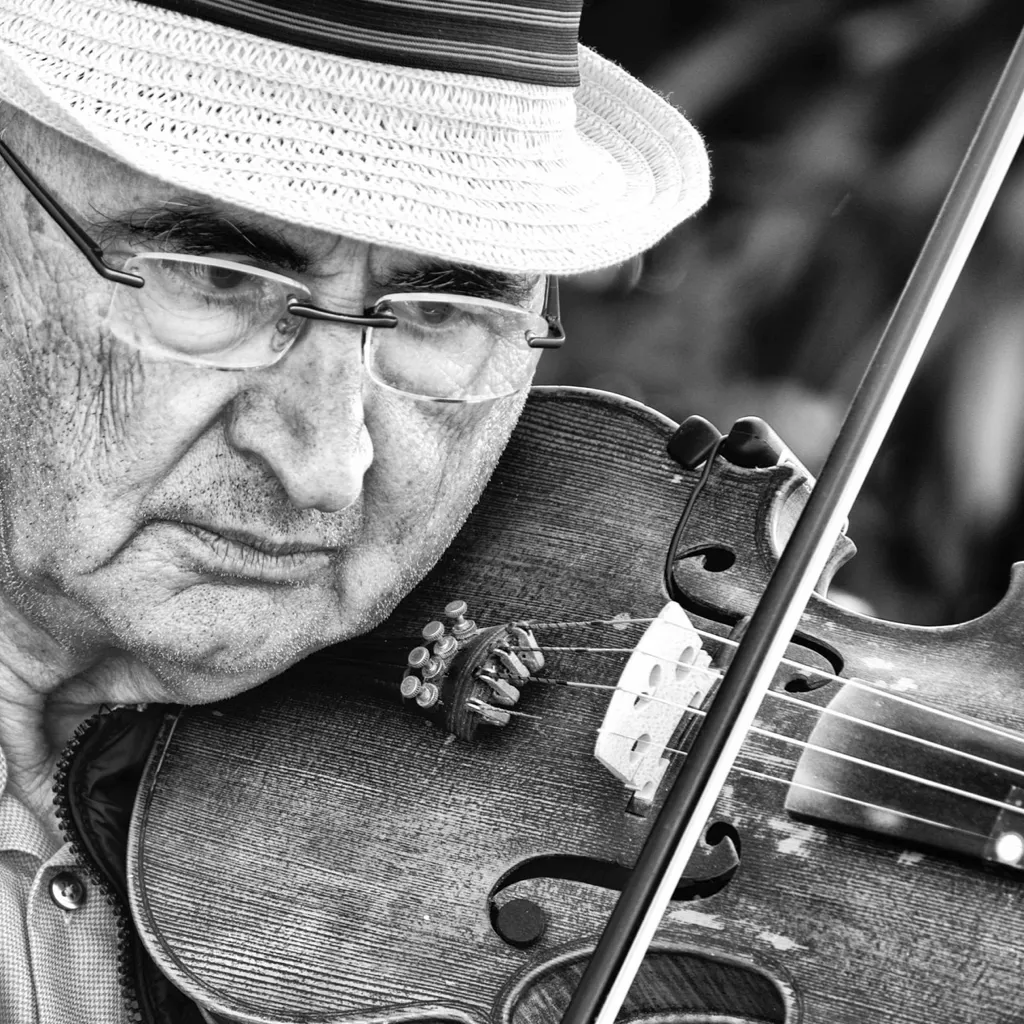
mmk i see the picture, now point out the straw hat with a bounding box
[0,0,710,274]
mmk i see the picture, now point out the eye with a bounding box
[205,265,250,290]
[415,302,457,326]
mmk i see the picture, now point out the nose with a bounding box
[224,323,373,512]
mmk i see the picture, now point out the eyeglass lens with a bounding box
[104,254,546,400]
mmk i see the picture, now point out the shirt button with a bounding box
[49,871,86,911]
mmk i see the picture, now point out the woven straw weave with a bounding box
[0,0,710,273]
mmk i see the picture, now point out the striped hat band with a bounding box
[138,0,582,85]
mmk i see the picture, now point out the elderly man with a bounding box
[0,0,708,1019]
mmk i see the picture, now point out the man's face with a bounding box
[0,116,535,702]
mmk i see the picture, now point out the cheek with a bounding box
[364,390,526,563]
[0,304,138,568]
[1,235,142,456]
[0,266,236,581]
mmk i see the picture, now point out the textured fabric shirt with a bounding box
[0,741,128,1024]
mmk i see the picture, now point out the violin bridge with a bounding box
[594,602,712,813]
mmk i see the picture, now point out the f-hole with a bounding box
[488,822,741,947]
[670,547,846,682]
[688,546,736,573]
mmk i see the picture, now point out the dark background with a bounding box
[541,0,1024,625]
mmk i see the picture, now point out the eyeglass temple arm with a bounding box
[528,276,565,349]
[0,137,144,289]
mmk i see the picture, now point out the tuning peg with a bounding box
[445,600,477,639]
[415,682,440,709]
[667,415,722,469]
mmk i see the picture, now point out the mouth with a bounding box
[155,519,342,583]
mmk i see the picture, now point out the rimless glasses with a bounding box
[0,138,565,403]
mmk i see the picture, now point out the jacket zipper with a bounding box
[52,706,146,1023]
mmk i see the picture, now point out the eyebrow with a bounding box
[96,200,537,303]
[96,199,309,272]
[376,261,538,305]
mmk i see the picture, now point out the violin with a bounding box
[98,21,1024,1024]
[122,385,1024,1023]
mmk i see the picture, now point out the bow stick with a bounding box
[560,21,1024,1024]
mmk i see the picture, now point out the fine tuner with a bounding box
[401,600,545,735]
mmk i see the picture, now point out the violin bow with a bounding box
[560,22,1024,1024]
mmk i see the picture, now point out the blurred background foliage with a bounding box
[541,0,1024,625]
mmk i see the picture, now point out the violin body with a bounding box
[129,388,1024,1024]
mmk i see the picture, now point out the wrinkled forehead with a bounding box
[5,114,541,302]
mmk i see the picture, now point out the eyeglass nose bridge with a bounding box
[286,299,399,330]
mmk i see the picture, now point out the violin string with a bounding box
[523,617,661,631]
[736,716,1018,814]
[472,614,1024,852]
[469,695,1018,844]
[534,656,1024,784]
[714,764,996,848]
[688,625,1024,745]
[499,674,1024,818]
[512,619,1024,752]
[768,687,1024,782]
[595,701,1024,815]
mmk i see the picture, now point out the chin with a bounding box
[109,577,408,705]
[136,633,313,705]
[86,586,339,704]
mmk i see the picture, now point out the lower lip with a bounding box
[154,521,336,584]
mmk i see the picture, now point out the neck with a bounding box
[0,599,104,834]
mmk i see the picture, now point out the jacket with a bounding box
[56,705,206,1024]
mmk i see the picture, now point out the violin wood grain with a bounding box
[129,387,1024,1024]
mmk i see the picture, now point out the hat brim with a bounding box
[0,0,709,274]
